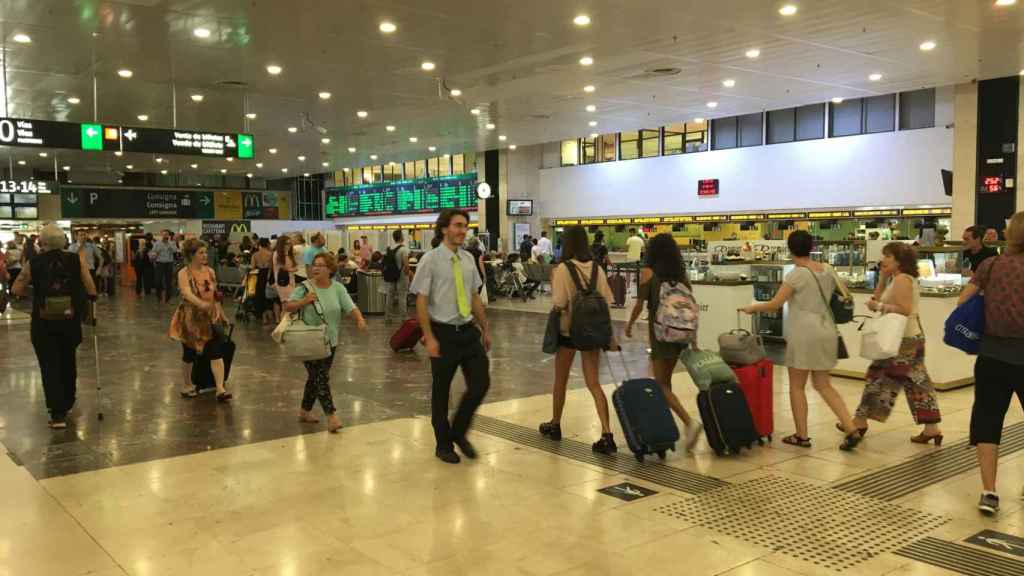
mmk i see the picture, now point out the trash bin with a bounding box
[357,271,386,314]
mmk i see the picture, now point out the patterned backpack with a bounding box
[653,280,699,344]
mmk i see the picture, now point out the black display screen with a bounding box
[0,117,82,150]
[325,174,478,217]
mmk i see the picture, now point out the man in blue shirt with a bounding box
[68,231,100,286]
[152,231,179,303]
[410,209,492,464]
[304,232,327,268]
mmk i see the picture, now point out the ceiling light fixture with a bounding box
[322,162,329,167]
[470,108,481,115]
[428,146,437,152]
[746,48,761,59]
[190,163,198,169]
[831,97,844,104]
[303,173,310,177]
[67,96,81,105]
[370,154,378,160]
[348,147,357,153]
[498,135,507,141]
[995,0,1016,6]
[356,110,368,118]
[281,168,288,173]
[869,73,883,81]
[573,14,591,27]
[589,120,598,127]
[409,137,418,143]
[256,162,263,168]
[246,112,257,119]
[137,114,149,121]
[585,104,597,112]
[114,151,123,157]
[63,165,70,171]
[694,117,705,123]
[386,125,396,132]
[919,40,937,51]
[779,4,798,16]
[16,160,25,166]
[421,61,436,71]
[266,64,283,75]
[723,79,736,88]
[288,126,298,133]
[226,157,234,162]
[379,21,397,33]
[193,27,211,39]
[321,137,331,144]
[160,169,168,175]
[269,148,278,154]
[450,89,462,97]
[509,144,517,150]
[118,69,133,78]
[318,91,332,100]
[13,33,31,44]
[298,155,306,162]
[220,168,227,174]
[190,94,204,102]
[39,152,47,158]
[126,164,134,170]
[486,123,496,130]
[579,56,594,66]
[583,85,596,93]
[155,157,164,163]
[706,101,718,108]
[589,132,599,138]
[247,173,253,178]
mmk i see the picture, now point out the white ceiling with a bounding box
[1,0,1023,179]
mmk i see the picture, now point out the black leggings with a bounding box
[31,323,80,419]
[970,354,1024,445]
[302,347,337,414]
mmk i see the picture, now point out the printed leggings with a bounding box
[302,347,337,414]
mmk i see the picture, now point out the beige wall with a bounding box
[952,82,978,235]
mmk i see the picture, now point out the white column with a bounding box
[952,82,978,234]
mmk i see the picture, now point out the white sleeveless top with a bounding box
[880,274,921,338]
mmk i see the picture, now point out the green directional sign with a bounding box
[237,134,254,159]
[81,123,103,150]
[195,190,214,219]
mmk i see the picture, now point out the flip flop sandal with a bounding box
[782,434,812,448]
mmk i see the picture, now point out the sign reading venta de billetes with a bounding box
[61,187,215,219]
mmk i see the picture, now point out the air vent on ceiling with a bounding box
[217,80,250,88]
[624,67,683,80]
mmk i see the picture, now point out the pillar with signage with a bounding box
[975,76,1018,233]
[483,149,501,248]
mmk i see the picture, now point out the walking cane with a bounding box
[90,299,103,421]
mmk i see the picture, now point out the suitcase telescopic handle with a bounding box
[602,348,632,387]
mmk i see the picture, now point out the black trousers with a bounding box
[155,262,175,301]
[429,322,490,450]
[970,355,1024,445]
[30,322,80,420]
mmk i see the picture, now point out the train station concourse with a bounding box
[2,1,1024,575]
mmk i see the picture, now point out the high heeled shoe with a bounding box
[910,432,943,446]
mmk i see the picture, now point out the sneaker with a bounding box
[539,421,562,441]
[684,420,703,452]
[979,492,1000,515]
[592,433,617,455]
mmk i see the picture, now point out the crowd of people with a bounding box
[4,209,1023,516]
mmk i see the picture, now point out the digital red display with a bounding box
[983,176,1003,193]
[698,179,719,197]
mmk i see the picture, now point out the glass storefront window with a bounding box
[361,166,374,184]
[452,153,465,174]
[438,155,452,176]
[371,165,383,183]
[464,151,477,173]
[428,157,440,176]
[415,159,427,179]
[383,163,401,181]
[622,129,659,160]
[403,161,415,179]
[581,136,597,164]
[600,133,616,162]
[561,139,579,166]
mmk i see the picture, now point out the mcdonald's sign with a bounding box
[202,220,251,236]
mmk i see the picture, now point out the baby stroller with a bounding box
[234,268,261,324]
[495,258,529,301]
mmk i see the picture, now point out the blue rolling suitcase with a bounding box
[608,352,679,462]
[697,381,759,456]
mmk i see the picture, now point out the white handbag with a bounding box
[279,282,332,360]
[859,313,908,360]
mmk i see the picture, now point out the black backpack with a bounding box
[40,253,77,321]
[382,246,401,282]
[565,262,612,350]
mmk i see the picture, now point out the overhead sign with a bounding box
[243,191,263,219]
[965,530,1024,557]
[0,179,53,194]
[0,116,254,158]
[698,179,720,197]
[61,187,215,219]
[325,174,478,218]
[202,220,251,236]
[552,207,950,226]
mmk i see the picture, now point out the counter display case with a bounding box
[750,262,793,342]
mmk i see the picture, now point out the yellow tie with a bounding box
[452,254,471,318]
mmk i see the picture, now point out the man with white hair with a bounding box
[13,223,97,429]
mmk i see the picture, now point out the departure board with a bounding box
[325,174,477,217]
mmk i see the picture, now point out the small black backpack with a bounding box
[382,246,401,282]
[565,261,612,350]
[40,253,77,321]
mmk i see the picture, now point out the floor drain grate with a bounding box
[833,421,1024,501]
[656,475,950,572]
[894,537,1024,576]
[473,415,728,495]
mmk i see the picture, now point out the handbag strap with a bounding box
[302,280,330,326]
[804,265,839,329]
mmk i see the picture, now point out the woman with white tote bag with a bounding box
[843,243,942,445]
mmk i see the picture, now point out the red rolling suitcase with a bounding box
[731,358,773,442]
[390,318,422,352]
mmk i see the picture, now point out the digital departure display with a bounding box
[982,176,1003,193]
[325,174,478,218]
[698,179,720,197]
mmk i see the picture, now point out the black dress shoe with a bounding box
[436,449,461,464]
[454,438,478,459]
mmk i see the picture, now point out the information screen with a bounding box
[326,174,478,217]
[0,181,49,220]
[698,179,720,197]
[507,199,533,216]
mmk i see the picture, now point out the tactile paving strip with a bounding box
[895,537,1024,576]
[656,475,950,572]
[473,415,728,495]
[833,421,1024,501]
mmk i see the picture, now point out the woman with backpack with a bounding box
[538,225,621,454]
[624,233,704,452]
[12,224,97,429]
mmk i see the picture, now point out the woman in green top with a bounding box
[285,252,367,433]
[625,233,703,452]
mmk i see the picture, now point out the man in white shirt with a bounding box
[626,228,645,262]
[537,231,553,263]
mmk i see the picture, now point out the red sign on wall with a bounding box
[982,176,1003,193]
[698,179,719,197]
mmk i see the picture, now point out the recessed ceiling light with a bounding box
[589,132,599,138]
[62,165,70,171]
[386,125,396,132]
[498,135,507,141]
[303,173,310,177]
[246,112,257,119]
[379,21,397,34]
[356,110,368,118]
[573,14,591,27]
[220,168,227,174]
[67,96,81,105]
[694,117,705,123]
[421,61,436,71]
[996,0,1016,6]
[509,144,517,150]
[470,108,481,115]
[348,147,357,153]
[428,146,437,152]
[114,151,123,157]
[831,97,844,104]
[370,154,378,160]
[589,120,598,127]
[288,126,298,133]
[281,168,288,173]
[160,169,168,175]
[779,4,798,16]
[318,91,332,100]
[226,157,234,162]
[118,69,133,78]
[13,33,31,44]
[579,56,594,66]
[706,101,718,109]
[442,154,450,158]
[190,163,198,169]
[246,173,253,178]
[155,157,164,163]
[16,160,25,166]
[256,162,263,168]
[298,155,306,162]
[266,64,283,75]
[919,40,936,51]
[38,152,47,158]
[126,164,134,170]
[722,79,736,88]
[585,104,597,112]
[450,89,462,97]
[869,73,883,81]
[137,114,149,121]
[190,94,204,102]
[583,85,596,93]
[343,167,350,172]
[322,162,329,167]
[320,137,331,145]
[388,161,397,166]
[486,123,496,130]
[746,48,761,59]
[409,136,418,143]
[193,27,211,39]
[269,148,278,154]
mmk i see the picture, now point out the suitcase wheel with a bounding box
[657,450,667,460]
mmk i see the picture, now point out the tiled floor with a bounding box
[1,291,1022,575]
